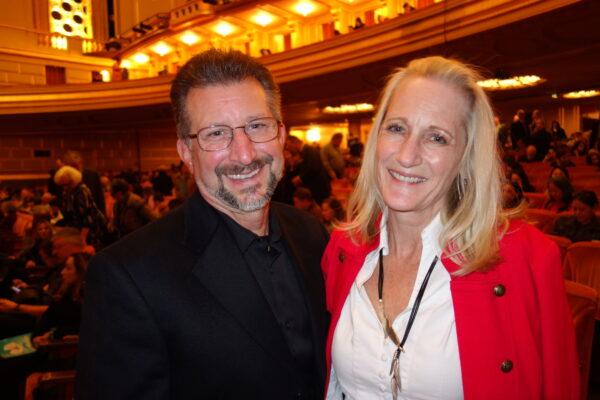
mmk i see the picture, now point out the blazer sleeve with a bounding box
[529,231,580,399]
[75,252,169,400]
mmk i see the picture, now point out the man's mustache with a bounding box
[215,155,274,177]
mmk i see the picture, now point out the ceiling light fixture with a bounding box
[151,41,173,56]
[323,103,374,114]
[179,31,200,46]
[294,1,315,17]
[252,11,274,27]
[477,75,543,90]
[563,90,600,99]
[214,21,235,37]
[132,52,150,64]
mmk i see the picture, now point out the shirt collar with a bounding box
[219,210,282,253]
[356,210,443,286]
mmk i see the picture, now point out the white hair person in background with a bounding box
[321,56,579,399]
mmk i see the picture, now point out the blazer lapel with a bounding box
[274,204,328,381]
[182,193,292,368]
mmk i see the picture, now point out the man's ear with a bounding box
[278,123,287,148]
[177,139,194,171]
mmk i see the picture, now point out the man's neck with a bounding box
[230,207,270,236]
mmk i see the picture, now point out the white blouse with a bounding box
[328,213,463,400]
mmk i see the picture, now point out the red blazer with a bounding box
[322,219,580,399]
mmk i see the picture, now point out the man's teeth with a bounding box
[227,168,260,180]
[390,170,426,183]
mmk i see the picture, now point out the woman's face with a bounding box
[548,182,564,202]
[376,76,468,219]
[61,257,79,285]
[35,222,52,240]
[572,200,594,224]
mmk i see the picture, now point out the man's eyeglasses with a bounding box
[187,117,281,152]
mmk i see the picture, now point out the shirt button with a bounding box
[378,371,386,379]
[381,354,388,361]
[284,320,292,329]
[500,359,513,372]
[493,284,506,297]
[379,384,386,391]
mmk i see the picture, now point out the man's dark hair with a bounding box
[574,190,599,208]
[170,48,281,141]
[111,179,130,196]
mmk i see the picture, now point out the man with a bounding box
[286,136,331,204]
[110,178,157,238]
[76,49,329,399]
[320,132,346,180]
[509,109,530,150]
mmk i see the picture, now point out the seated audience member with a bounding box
[110,179,157,239]
[501,181,524,210]
[552,191,600,242]
[586,148,600,167]
[0,252,89,398]
[321,197,345,232]
[543,177,573,213]
[18,215,54,268]
[293,187,323,221]
[543,148,558,164]
[509,168,536,193]
[518,145,538,163]
[550,166,571,182]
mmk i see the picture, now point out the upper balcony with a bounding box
[0,0,598,116]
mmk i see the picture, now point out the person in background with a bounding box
[287,135,332,204]
[321,133,346,180]
[322,56,579,399]
[321,197,345,232]
[110,179,157,239]
[62,150,106,216]
[293,186,323,221]
[501,181,524,210]
[543,177,573,213]
[552,190,600,242]
[54,166,107,248]
[550,120,567,142]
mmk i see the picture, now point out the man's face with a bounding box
[177,79,286,215]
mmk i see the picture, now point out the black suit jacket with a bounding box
[76,192,329,399]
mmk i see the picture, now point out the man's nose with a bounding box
[228,128,257,164]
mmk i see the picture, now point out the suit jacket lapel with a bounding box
[274,204,327,382]
[182,193,293,368]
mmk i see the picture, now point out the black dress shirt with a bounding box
[220,210,317,398]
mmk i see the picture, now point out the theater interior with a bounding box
[0,0,599,398]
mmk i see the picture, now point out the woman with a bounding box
[54,165,107,248]
[542,176,573,213]
[0,252,89,342]
[322,57,579,399]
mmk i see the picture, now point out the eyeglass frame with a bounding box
[185,117,282,152]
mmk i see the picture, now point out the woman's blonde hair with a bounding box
[344,56,509,274]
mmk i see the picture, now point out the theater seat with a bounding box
[564,280,598,400]
[563,241,600,319]
[524,208,557,233]
[546,234,572,264]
